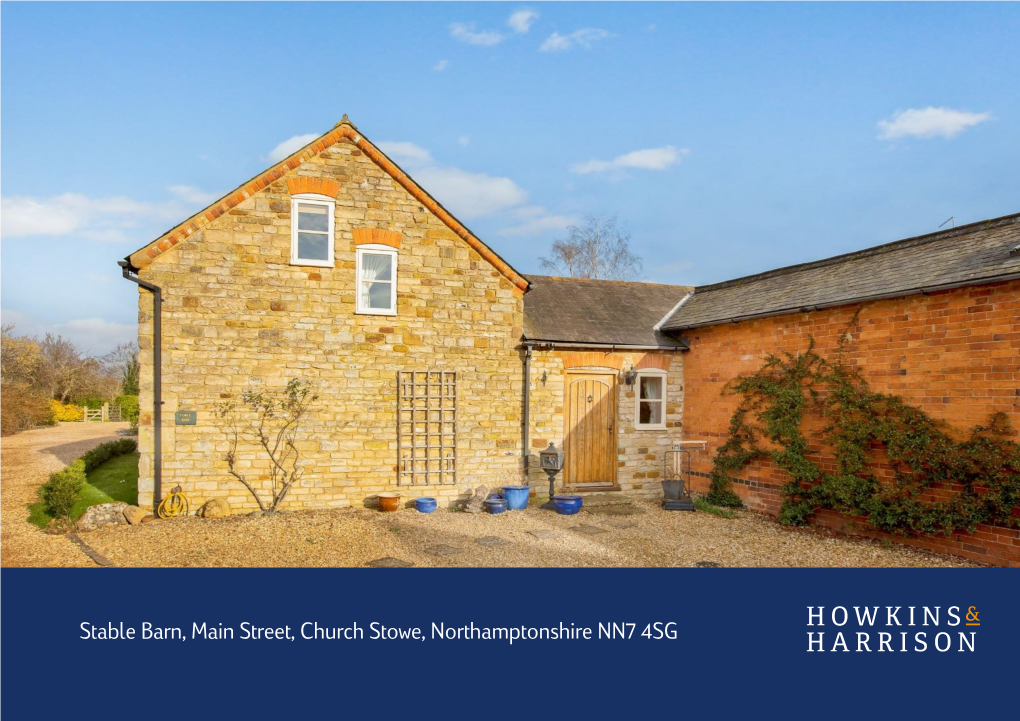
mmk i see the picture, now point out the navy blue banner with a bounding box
[2,569,1016,718]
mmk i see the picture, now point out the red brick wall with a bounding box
[681,279,1020,566]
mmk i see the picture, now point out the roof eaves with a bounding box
[127,118,530,291]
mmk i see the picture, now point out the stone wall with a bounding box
[680,279,1020,566]
[135,136,525,513]
[526,349,685,497]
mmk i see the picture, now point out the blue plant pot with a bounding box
[415,497,437,514]
[484,497,508,514]
[502,485,530,510]
[552,495,583,515]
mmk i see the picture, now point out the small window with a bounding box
[356,244,398,315]
[290,195,334,267]
[635,370,667,429]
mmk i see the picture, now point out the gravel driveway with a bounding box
[1,421,131,567]
[2,423,977,568]
[81,499,976,568]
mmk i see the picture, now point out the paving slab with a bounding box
[604,520,638,530]
[365,557,415,568]
[570,524,609,536]
[475,536,510,549]
[586,504,644,516]
[527,529,559,540]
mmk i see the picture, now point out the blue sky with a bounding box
[2,2,1018,352]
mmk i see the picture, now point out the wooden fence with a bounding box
[82,403,122,422]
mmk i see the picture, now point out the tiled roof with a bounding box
[523,275,692,348]
[661,213,1020,331]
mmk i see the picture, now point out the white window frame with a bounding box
[634,369,668,430]
[290,193,335,267]
[355,243,398,316]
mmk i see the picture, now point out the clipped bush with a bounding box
[50,400,85,422]
[80,438,137,473]
[42,460,86,520]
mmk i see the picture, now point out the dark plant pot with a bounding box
[484,497,508,514]
[552,495,583,515]
[378,493,401,512]
[661,480,684,501]
[415,497,437,514]
[502,485,530,510]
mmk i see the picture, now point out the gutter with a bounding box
[664,272,1020,333]
[118,260,163,515]
[522,340,687,351]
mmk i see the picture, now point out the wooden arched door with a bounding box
[564,372,617,488]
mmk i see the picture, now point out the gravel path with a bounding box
[81,500,976,568]
[1,422,131,567]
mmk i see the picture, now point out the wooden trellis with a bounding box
[397,371,457,486]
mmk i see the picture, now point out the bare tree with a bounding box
[218,379,319,514]
[539,215,643,281]
[102,342,140,395]
[37,334,105,403]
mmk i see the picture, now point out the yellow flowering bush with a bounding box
[50,400,84,422]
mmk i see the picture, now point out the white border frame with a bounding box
[290,193,335,267]
[634,369,667,430]
[355,243,398,316]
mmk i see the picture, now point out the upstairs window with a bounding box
[635,370,667,429]
[356,244,398,315]
[290,195,334,267]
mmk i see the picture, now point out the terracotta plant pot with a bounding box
[377,493,401,512]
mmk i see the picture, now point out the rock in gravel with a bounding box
[122,505,147,525]
[463,485,488,514]
[78,503,128,531]
[201,498,231,519]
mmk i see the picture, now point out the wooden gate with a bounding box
[564,372,617,488]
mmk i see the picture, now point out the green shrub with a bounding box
[42,461,86,520]
[115,394,139,428]
[76,396,106,410]
[80,438,137,473]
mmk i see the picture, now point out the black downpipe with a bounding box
[118,260,162,514]
[522,345,532,483]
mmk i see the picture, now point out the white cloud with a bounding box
[0,192,194,241]
[540,28,611,52]
[265,133,319,162]
[0,308,136,355]
[377,141,434,167]
[497,206,580,236]
[433,59,449,72]
[167,185,218,205]
[508,9,538,34]
[0,186,217,242]
[378,141,528,219]
[449,22,505,47]
[415,167,527,219]
[877,107,991,140]
[571,146,688,175]
[458,136,470,147]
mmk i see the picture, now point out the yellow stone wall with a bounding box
[135,137,525,513]
[526,349,686,497]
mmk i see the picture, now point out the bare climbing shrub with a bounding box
[217,379,319,515]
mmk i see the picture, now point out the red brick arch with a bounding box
[634,353,672,371]
[560,352,626,371]
[352,228,403,249]
[286,176,341,198]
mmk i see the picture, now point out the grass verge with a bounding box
[28,451,139,529]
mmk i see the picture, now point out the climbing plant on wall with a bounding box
[707,336,1020,536]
